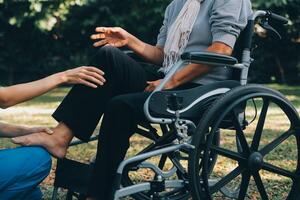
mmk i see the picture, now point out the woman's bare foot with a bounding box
[12,123,73,158]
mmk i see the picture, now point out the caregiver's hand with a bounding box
[28,127,54,135]
[91,27,131,48]
[60,66,106,88]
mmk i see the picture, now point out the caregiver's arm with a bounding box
[91,27,164,66]
[0,66,105,109]
[145,42,232,91]
[0,122,52,138]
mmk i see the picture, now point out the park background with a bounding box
[0,0,299,85]
[0,0,300,199]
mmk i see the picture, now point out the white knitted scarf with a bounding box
[161,0,202,73]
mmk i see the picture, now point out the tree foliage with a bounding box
[250,0,300,83]
[0,0,299,85]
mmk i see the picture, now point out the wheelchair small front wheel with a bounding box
[189,85,300,200]
[121,151,191,200]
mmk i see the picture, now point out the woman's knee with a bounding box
[97,45,120,55]
[28,147,52,168]
[14,147,51,179]
[92,46,126,77]
[0,147,51,193]
[96,45,123,64]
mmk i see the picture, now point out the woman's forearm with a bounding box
[127,34,164,66]
[168,42,233,88]
[0,122,31,138]
[0,72,64,109]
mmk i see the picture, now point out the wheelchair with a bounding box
[51,10,300,200]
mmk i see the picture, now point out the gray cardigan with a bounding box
[156,0,253,85]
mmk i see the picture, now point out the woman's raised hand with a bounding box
[60,66,106,88]
[90,27,131,48]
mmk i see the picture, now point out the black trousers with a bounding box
[53,46,197,199]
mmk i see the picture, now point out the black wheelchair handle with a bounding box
[267,11,289,24]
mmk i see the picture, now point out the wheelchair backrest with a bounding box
[231,18,255,82]
[231,31,246,81]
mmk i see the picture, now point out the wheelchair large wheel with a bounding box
[189,85,300,200]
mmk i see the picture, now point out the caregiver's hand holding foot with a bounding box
[11,66,105,158]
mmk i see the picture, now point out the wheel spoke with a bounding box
[260,130,295,156]
[158,154,168,169]
[238,172,251,200]
[253,172,269,200]
[232,110,250,155]
[261,162,299,180]
[210,166,244,194]
[210,145,246,162]
[171,156,187,176]
[198,159,203,174]
[251,99,269,151]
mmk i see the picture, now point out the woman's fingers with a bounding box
[78,66,106,84]
[31,127,54,135]
[144,80,162,92]
[95,27,116,33]
[78,68,105,85]
[84,71,106,83]
[144,82,155,92]
[63,66,106,88]
[79,72,105,86]
[78,78,98,88]
[93,39,108,47]
[83,66,105,76]
[95,27,109,33]
[145,86,154,92]
[90,33,106,40]
[144,86,150,92]
[112,41,126,47]
[41,128,54,135]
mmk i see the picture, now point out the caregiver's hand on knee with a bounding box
[60,66,106,88]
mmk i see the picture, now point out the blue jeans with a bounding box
[0,147,51,200]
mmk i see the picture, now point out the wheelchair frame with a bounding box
[112,10,264,199]
[52,10,299,200]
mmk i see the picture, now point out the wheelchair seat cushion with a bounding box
[149,80,240,120]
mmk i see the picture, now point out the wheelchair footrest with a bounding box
[114,180,187,200]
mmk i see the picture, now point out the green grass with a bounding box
[0,84,299,199]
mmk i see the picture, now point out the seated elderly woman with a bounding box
[0,66,104,199]
[13,0,253,199]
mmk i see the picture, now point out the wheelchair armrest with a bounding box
[181,52,238,66]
